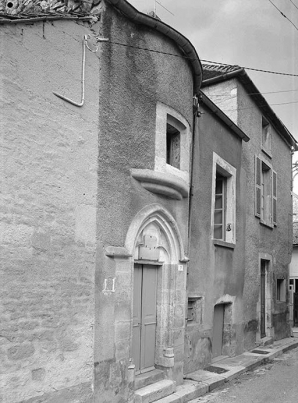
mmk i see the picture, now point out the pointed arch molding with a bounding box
[125,204,188,264]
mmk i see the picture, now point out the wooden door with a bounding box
[212,304,224,358]
[260,261,266,338]
[132,264,157,374]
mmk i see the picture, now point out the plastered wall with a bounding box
[93,5,194,401]
[204,79,292,347]
[185,104,246,373]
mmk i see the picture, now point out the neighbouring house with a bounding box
[185,91,250,373]
[201,63,297,350]
[0,0,203,402]
[289,193,298,327]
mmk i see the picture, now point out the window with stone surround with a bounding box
[211,153,236,245]
[262,116,272,157]
[255,155,277,227]
[155,102,191,185]
[131,103,191,200]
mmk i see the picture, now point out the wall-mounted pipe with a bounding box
[53,35,88,107]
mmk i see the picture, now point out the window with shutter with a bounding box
[211,153,236,244]
[255,156,262,218]
[272,170,277,225]
[262,116,272,156]
[255,155,275,227]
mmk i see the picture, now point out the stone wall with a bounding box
[0,19,100,402]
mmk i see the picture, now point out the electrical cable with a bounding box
[104,41,298,77]
[205,89,298,98]
[199,100,298,116]
[156,0,174,16]
[268,0,298,31]
[289,0,298,11]
[201,59,298,77]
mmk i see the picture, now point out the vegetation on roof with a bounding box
[0,0,102,18]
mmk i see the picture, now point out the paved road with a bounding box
[191,347,298,403]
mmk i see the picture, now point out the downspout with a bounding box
[186,95,200,279]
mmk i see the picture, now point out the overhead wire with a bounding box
[268,0,298,31]
[201,59,298,77]
[105,41,298,77]
[289,0,298,11]
[156,0,174,16]
[204,89,298,98]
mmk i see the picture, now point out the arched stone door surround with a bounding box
[125,204,188,378]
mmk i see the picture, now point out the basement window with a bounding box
[187,296,202,323]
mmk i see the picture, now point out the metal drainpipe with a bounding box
[187,95,200,267]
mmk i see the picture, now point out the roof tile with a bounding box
[202,63,242,81]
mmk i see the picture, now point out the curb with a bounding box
[181,337,298,403]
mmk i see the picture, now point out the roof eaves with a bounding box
[202,65,297,150]
[201,66,245,86]
[200,91,250,142]
[238,72,298,150]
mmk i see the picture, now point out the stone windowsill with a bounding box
[261,146,272,159]
[131,168,189,200]
[260,220,274,229]
[213,239,235,249]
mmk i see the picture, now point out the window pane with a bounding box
[166,123,180,169]
[215,195,223,209]
[214,225,223,239]
[216,178,223,193]
[214,210,223,225]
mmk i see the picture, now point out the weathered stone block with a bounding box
[7,343,35,361]
[32,368,46,381]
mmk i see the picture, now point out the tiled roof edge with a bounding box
[202,64,297,150]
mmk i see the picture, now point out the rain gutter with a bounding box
[106,0,202,95]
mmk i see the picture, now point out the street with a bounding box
[191,347,298,403]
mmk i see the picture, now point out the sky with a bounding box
[129,0,298,138]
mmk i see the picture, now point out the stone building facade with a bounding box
[185,92,250,373]
[0,0,202,401]
[202,64,297,349]
[0,2,296,403]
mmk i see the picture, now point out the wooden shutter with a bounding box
[272,170,277,225]
[255,156,262,218]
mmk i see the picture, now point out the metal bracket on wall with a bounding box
[53,35,108,107]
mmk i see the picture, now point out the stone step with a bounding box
[135,379,176,403]
[135,369,165,390]
[154,380,208,403]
